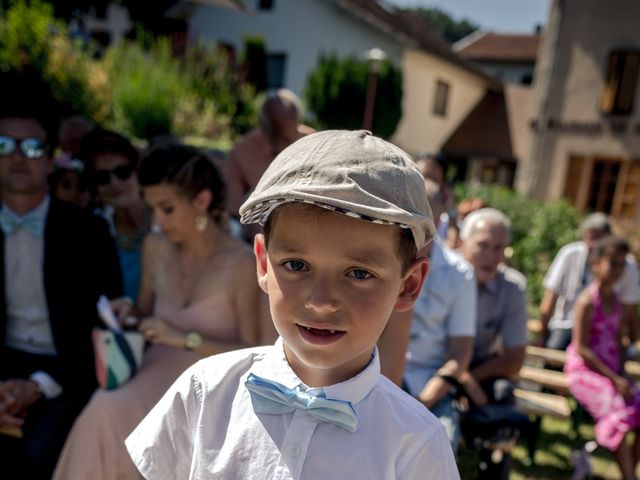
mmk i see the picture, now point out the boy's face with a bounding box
[255,204,427,387]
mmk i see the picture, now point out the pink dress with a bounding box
[564,283,640,450]
[53,293,239,480]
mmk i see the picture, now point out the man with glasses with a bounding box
[0,71,122,479]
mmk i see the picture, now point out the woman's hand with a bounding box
[614,375,631,401]
[138,317,184,348]
[110,297,137,327]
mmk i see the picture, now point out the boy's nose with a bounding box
[304,276,339,313]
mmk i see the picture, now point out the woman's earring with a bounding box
[195,215,208,232]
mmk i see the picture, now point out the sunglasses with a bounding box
[94,165,134,186]
[0,135,47,159]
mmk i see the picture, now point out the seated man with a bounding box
[403,179,476,453]
[458,208,528,478]
[225,88,315,218]
[539,213,640,350]
[0,72,122,479]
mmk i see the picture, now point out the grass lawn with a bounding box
[457,416,622,479]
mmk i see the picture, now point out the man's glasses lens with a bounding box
[94,165,134,186]
[0,136,16,156]
[21,138,46,159]
[0,135,46,159]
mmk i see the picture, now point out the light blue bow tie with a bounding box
[0,208,45,236]
[245,373,358,432]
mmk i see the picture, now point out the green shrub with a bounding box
[305,52,402,139]
[182,43,257,137]
[103,38,185,141]
[455,183,581,313]
[0,0,110,124]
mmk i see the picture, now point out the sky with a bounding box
[387,0,551,34]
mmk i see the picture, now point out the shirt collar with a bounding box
[429,239,447,268]
[253,337,380,406]
[480,270,500,293]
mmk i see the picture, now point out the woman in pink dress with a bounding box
[54,145,271,480]
[564,235,640,480]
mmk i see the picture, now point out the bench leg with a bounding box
[521,415,542,467]
[570,397,585,441]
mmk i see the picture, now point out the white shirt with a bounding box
[3,197,63,398]
[4,197,55,355]
[544,241,640,330]
[3,197,63,399]
[126,340,459,480]
[404,241,477,396]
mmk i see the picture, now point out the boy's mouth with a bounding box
[297,324,346,343]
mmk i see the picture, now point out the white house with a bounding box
[183,0,499,156]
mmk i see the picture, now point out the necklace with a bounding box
[115,209,151,251]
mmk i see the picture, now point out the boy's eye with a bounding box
[348,269,373,280]
[283,260,307,272]
[162,206,174,215]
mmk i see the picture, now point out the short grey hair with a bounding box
[259,89,303,136]
[580,212,611,234]
[460,207,512,243]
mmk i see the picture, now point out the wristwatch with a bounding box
[184,331,203,351]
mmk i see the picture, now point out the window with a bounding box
[587,159,621,213]
[601,49,640,115]
[563,155,640,218]
[266,53,286,89]
[259,0,274,10]
[433,80,449,117]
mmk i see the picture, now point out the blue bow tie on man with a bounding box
[0,207,45,236]
[245,373,358,432]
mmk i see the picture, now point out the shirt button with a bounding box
[289,446,301,457]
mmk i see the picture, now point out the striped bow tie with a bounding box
[0,208,45,236]
[245,373,358,432]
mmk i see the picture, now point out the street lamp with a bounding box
[362,47,387,132]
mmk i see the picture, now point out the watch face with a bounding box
[186,332,202,350]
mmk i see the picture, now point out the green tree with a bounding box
[409,7,479,44]
[305,52,402,139]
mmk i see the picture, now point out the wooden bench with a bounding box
[526,345,640,378]
[517,365,568,394]
[514,388,571,419]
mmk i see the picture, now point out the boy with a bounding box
[126,130,460,479]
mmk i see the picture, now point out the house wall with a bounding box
[189,0,403,97]
[393,48,488,155]
[517,0,640,219]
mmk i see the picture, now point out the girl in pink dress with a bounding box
[564,235,640,480]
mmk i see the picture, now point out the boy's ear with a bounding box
[394,256,429,312]
[254,233,269,294]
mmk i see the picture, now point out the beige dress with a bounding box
[53,292,239,480]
